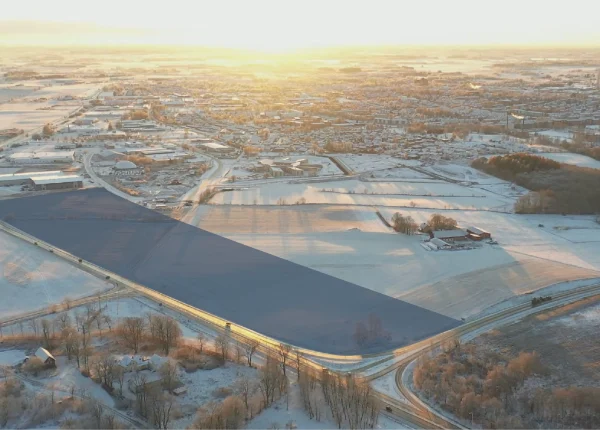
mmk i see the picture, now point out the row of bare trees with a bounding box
[116,314,182,355]
[299,370,380,429]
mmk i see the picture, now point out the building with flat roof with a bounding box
[31,174,83,191]
[200,142,235,154]
[432,229,469,242]
[0,171,63,186]
[8,151,74,165]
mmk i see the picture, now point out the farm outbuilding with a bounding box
[466,226,491,241]
[34,347,56,367]
[432,229,469,242]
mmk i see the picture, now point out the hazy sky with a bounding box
[2,0,600,50]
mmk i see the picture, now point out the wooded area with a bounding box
[472,153,600,214]
[414,341,600,429]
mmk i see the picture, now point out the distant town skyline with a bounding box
[2,0,600,51]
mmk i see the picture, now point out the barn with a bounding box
[34,347,56,367]
[466,226,492,241]
[432,229,470,242]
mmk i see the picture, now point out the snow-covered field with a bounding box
[0,349,27,366]
[336,154,401,173]
[0,230,112,320]
[0,101,79,131]
[195,205,392,234]
[537,129,574,142]
[47,356,116,407]
[210,179,513,211]
[221,230,599,320]
[537,152,600,170]
[364,167,435,181]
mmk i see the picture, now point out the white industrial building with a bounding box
[8,151,75,165]
[0,171,63,186]
[0,170,82,190]
[113,160,142,176]
[199,142,235,154]
[31,174,83,191]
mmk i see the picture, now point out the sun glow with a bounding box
[1,0,600,50]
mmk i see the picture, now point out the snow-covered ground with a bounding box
[210,179,513,211]
[181,363,257,404]
[195,205,392,234]
[337,154,402,173]
[214,201,600,320]
[537,152,600,170]
[536,129,574,142]
[0,349,27,366]
[246,384,410,430]
[45,356,116,407]
[0,230,112,320]
[0,101,79,131]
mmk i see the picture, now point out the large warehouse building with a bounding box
[31,174,83,191]
[0,171,83,190]
[8,151,75,165]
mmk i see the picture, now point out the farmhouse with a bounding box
[114,355,151,372]
[432,229,470,242]
[466,226,492,241]
[34,347,56,367]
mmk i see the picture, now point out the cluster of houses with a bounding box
[20,349,187,396]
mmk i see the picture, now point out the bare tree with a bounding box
[132,372,151,418]
[197,333,206,353]
[102,314,113,332]
[114,366,125,397]
[294,349,302,381]
[159,360,179,393]
[92,354,115,390]
[214,334,230,362]
[244,339,260,367]
[55,313,72,332]
[90,399,104,429]
[117,317,145,353]
[278,344,292,376]
[150,393,174,430]
[258,355,286,407]
[41,319,53,349]
[62,327,78,361]
[235,342,244,364]
[28,318,39,337]
[235,375,256,415]
[150,315,182,356]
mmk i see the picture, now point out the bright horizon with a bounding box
[2,0,600,51]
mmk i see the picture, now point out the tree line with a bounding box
[472,153,600,214]
[413,340,600,428]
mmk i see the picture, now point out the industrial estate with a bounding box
[1,41,600,430]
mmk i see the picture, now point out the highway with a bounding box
[365,281,600,429]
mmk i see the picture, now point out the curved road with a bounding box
[3,219,600,428]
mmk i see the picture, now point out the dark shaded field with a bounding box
[0,189,461,354]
